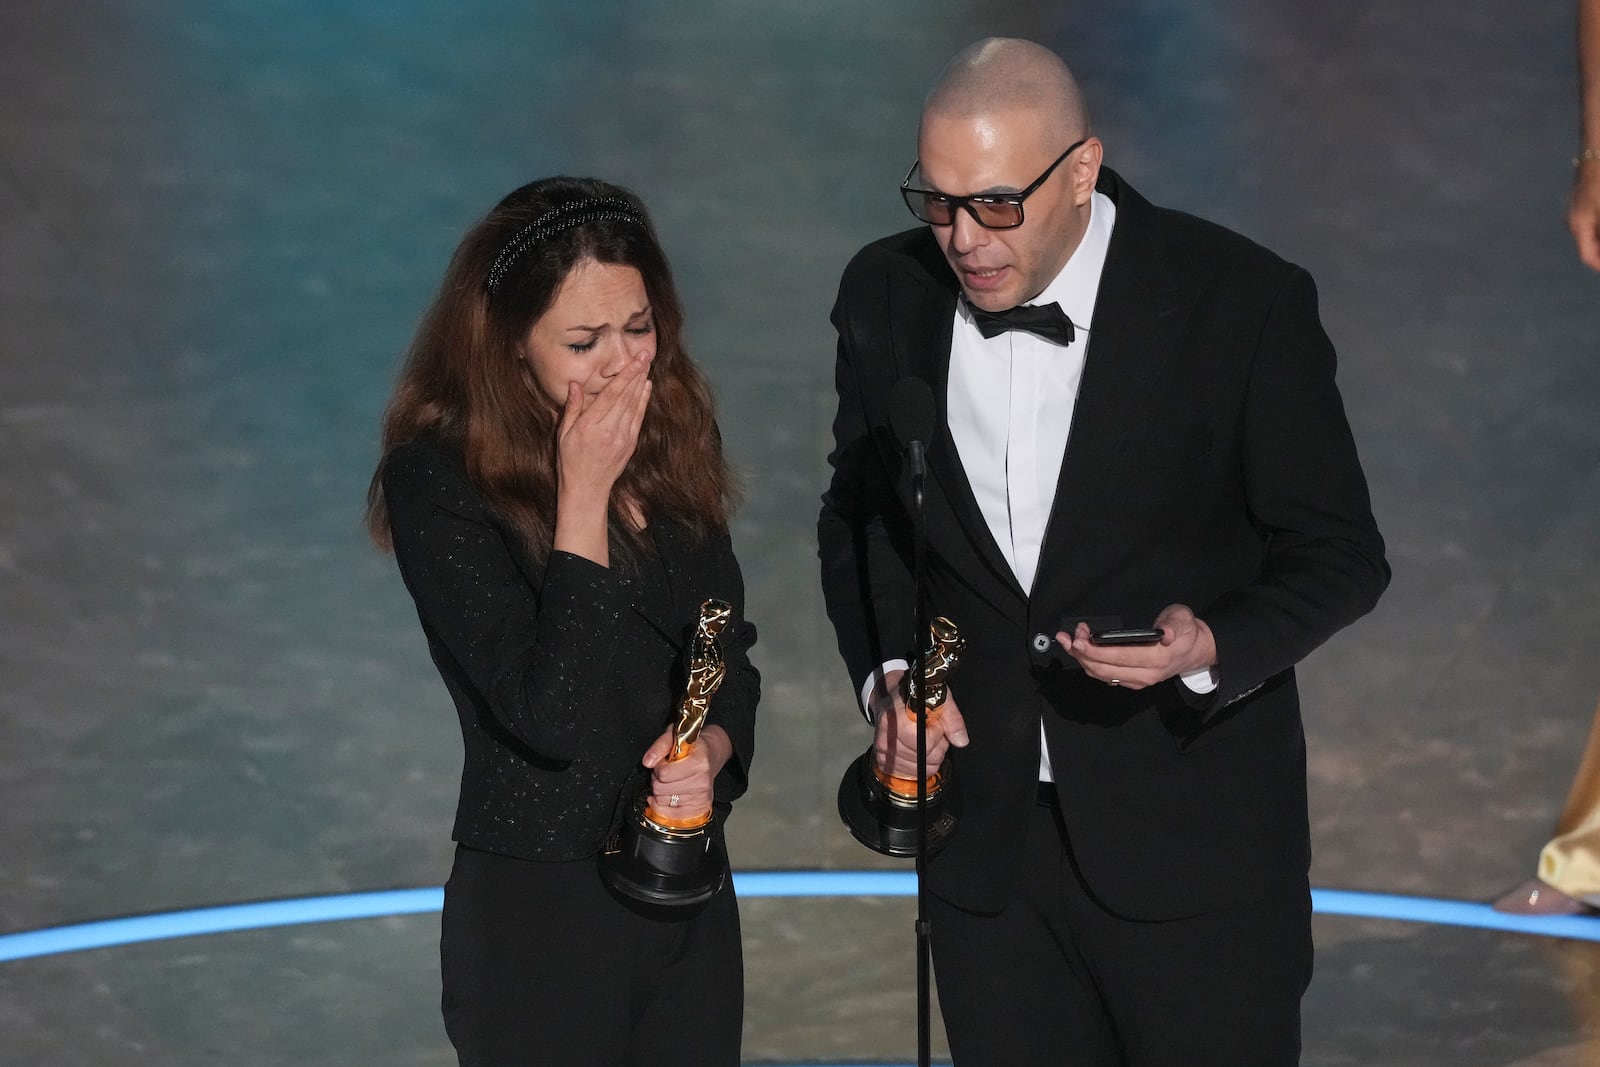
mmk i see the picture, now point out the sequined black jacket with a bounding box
[382,436,758,861]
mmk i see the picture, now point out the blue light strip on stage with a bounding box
[3,872,1599,964]
[740,870,917,897]
[1309,887,1600,939]
[0,889,443,963]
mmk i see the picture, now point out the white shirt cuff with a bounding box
[860,659,910,723]
[1179,666,1219,694]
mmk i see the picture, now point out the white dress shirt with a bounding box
[862,191,1215,782]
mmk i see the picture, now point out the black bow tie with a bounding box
[969,301,1077,346]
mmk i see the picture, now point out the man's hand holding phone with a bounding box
[1057,603,1217,690]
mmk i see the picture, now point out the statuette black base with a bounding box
[599,801,727,906]
[837,749,960,857]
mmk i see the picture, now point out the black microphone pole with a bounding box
[908,433,931,1067]
[884,376,938,1067]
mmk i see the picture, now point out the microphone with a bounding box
[889,377,936,479]
[839,371,963,862]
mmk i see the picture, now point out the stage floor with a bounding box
[3,1,1599,1063]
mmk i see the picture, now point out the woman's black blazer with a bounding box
[382,436,758,861]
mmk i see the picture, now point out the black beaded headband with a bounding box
[484,196,647,294]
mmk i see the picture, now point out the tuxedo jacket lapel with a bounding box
[891,242,1027,606]
[1036,172,1199,587]
[877,169,1200,612]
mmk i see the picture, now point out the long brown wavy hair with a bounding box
[365,176,737,560]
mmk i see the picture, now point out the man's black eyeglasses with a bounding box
[900,137,1088,230]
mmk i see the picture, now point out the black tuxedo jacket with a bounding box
[818,168,1389,919]
[383,436,758,862]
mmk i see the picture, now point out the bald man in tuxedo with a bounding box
[818,38,1389,1065]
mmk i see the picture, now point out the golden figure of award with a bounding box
[600,599,733,906]
[838,616,966,856]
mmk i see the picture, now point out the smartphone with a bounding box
[1089,627,1164,646]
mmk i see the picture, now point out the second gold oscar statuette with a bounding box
[837,616,966,857]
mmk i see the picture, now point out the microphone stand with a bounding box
[908,437,931,1067]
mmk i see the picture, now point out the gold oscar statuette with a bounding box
[838,616,966,857]
[600,599,734,905]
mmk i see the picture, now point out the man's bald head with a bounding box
[922,38,1090,145]
[912,38,1103,311]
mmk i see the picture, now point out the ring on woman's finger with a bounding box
[1110,678,1121,687]
[668,794,681,807]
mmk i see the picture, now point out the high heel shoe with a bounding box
[1491,877,1594,915]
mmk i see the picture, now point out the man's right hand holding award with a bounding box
[839,617,968,857]
[869,669,969,794]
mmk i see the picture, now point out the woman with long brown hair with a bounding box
[367,176,757,1065]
